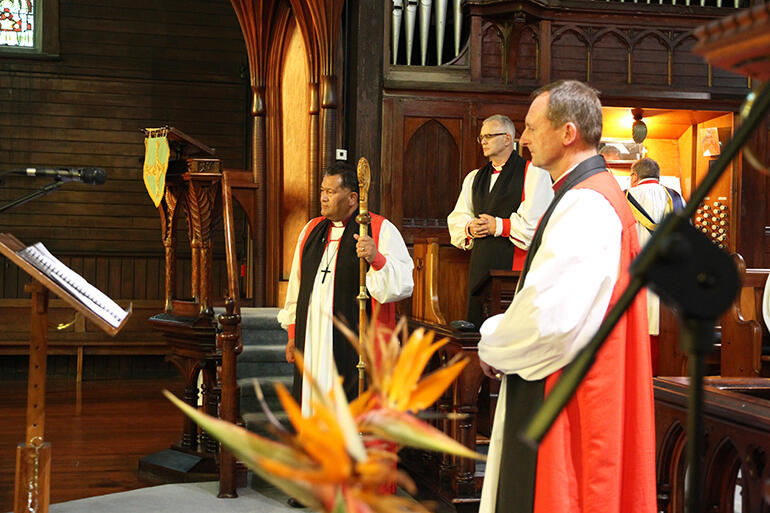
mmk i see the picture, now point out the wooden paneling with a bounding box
[280,21,310,282]
[0,0,248,313]
[516,27,538,82]
[644,139,682,178]
[381,98,472,233]
[633,33,669,86]
[551,27,587,82]
[739,117,770,268]
[592,30,629,86]
[712,66,750,90]
[481,23,502,82]
[672,36,709,89]
[655,377,770,513]
[402,119,461,225]
[0,253,231,302]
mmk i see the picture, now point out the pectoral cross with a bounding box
[320,266,331,283]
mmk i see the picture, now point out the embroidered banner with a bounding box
[143,127,170,207]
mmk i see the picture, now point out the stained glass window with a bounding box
[0,0,35,48]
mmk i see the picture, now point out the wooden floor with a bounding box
[0,377,184,511]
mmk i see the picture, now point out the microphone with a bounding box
[13,167,107,185]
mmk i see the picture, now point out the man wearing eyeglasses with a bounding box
[447,114,553,327]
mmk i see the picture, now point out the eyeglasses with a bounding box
[477,133,507,143]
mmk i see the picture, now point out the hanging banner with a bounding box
[143,127,170,207]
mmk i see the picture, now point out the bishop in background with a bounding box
[278,162,414,417]
[447,114,553,328]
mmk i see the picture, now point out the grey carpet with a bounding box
[48,481,310,513]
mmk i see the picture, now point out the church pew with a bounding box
[719,254,770,377]
[657,253,770,378]
[404,238,491,510]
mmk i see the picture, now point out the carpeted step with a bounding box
[233,308,295,424]
[213,307,286,340]
[241,330,287,346]
[237,360,294,381]
[239,375,293,417]
[237,344,287,363]
[238,375,293,396]
[240,328,287,347]
[236,344,291,390]
[239,307,282,331]
[243,411,292,436]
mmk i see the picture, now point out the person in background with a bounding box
[447,114,553,328]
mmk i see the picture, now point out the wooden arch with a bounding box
[230,0,346,304]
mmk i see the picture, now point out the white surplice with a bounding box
[447,162,553,250]
[476,188,623,513]
[626,178,678,335]
[278,217,413,416]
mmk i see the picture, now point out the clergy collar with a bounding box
[552,163,580,193]
[491,153,513,173]
[328,212,355,227]
[637,178,660,186]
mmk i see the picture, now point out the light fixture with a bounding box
[631,108,647,144]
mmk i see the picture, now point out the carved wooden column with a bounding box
[181,172,221,316]
[216,298,243,498]
[230,0,279,305]
[145,161,223,484]
[452,350,484,499]
[320,75,337,176]
[309,81,321,216]
[289,0,345,216]
[159,184,182,313]
[538,19,551,84]
[469,13,482,82]
[250,86,267,305]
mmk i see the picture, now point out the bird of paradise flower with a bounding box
[164,318,484,513]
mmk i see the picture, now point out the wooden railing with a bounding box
[655,377,770,513]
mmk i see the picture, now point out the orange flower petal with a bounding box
[407,358,468,412]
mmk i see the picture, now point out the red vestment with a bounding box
[533,172,657,513]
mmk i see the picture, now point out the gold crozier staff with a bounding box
[355,157,372,396]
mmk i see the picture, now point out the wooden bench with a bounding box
[719,254,770,377]
[0,298,168,381]
[658,253,770,378]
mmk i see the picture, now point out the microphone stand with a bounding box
[0,180,65,214]
[521,81,770,513]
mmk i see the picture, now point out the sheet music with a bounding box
[16,242,128,328]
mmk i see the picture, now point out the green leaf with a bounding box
[360,409,485,461]
[163,390,322,510]
[331,489,348,513]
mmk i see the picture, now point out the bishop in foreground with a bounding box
[477,80,656,513]
[278,162,414,417]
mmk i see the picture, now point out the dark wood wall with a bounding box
[0,0,249,304]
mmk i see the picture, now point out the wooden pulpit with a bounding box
[141,127,255,498]
[0,233,131,513]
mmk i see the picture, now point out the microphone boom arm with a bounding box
[0,180,65,214]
